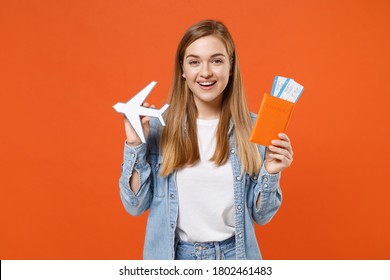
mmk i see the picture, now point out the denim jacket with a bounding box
[119,115,282,260]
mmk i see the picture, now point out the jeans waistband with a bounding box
[175,235,236,260]
[176,235,235,251]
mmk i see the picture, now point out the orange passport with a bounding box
[249,93,295,146]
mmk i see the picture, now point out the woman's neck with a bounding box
[195,100,221,120]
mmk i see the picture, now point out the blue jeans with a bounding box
[175,236,236,260]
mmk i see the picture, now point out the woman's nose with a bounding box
[200,63,212,78]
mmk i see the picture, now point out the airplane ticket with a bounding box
[271,76,304,103]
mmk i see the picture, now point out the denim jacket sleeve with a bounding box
[251,150,283,225]
[119,141,153,216]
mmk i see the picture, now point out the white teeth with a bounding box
[199,81,215,86]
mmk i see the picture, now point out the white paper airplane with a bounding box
[113,81,169,143]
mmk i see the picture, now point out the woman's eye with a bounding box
[212,59,223,64]
[189,60,199,65]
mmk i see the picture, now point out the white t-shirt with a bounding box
[176,118,235,242]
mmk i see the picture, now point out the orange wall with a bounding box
[1,0,389,259]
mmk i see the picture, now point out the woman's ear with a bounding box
[182,73,186,79]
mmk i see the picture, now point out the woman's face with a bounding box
[182,35,231,116]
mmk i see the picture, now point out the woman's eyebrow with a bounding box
[185,53,226,59]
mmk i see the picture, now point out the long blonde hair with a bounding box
[160,20,261,176]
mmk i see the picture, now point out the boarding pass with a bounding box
[271,76,304,103]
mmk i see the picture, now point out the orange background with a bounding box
[1,0,389,259]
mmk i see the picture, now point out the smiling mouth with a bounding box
[198,81,217,88]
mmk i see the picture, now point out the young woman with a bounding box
[119,20,293,260]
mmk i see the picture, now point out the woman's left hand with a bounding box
[265,133,294,174]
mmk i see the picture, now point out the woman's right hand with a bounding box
[124,102,154,147]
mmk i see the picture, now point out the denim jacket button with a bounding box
[263,176,269,182]
[170,194,175,199]
[264,183,268,188]
[253,176,257,180]
[238,233,243,238]
[236,176,241,181]
[230,149,235,154]
[237,205,242,210]
[131,153,136,158]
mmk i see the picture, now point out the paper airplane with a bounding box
[113,81,169,143]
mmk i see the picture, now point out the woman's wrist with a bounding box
[126,140,142,148]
